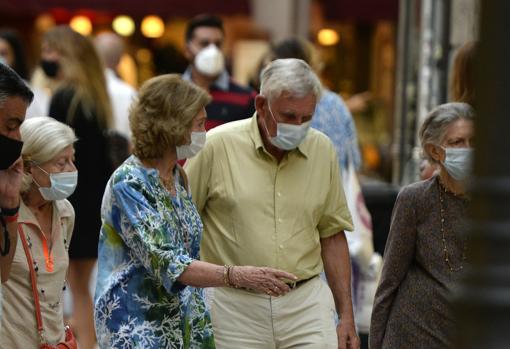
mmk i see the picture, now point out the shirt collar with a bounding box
[182,66,230,91]
[104,68,116,80]
[18,199,73,227]
[249,113,309,159]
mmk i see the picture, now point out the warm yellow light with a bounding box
[141,15,165,38]
[317,29,340,46]
[35,13,56,33]
[112,15,135,37]
[70,15,92,36]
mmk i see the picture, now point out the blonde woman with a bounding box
[0,117,77,347]
[95,74,296,348]
[43,25,112,349]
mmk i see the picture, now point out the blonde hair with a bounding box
[130,74,211,159]
[43,26,112,129]
[20,116,77,192]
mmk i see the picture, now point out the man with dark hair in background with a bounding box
[183,14,256,130]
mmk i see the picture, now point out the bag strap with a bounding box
[18,224,46,344]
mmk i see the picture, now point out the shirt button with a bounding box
[279,245,284,249]
[278,218,282,223]
[277,192,281,197]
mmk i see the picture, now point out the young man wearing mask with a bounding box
[183,14,256,130]
[0,63,33,318]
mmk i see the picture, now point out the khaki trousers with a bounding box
[211,276,338,349]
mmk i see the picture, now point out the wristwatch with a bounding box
[1,205,20,220]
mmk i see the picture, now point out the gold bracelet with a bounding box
[223,265,231,287]
[227,265,239,288]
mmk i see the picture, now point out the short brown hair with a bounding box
[130,74,211,159]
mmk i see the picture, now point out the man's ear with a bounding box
[184,42,194,61]
[425,143,444,163]
[255,95,266,115]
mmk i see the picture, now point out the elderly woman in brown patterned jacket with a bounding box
[369,102,474,349]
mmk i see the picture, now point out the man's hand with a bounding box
[337,318,360,349]
[0,157,23,209]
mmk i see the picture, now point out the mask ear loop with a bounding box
[30,162,50,189]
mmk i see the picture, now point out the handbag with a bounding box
[18,225,78,349]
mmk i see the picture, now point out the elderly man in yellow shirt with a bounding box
[185,58,359,349]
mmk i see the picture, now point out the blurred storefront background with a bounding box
[0,0,479,186]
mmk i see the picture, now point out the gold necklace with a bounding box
[438,180,467,272]
[160,175,175,192]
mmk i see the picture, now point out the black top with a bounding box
[49,86,111,259]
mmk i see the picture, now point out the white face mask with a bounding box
[264,102,311,150]
[35,167,78,201]
[176,131,206,160]
[194,44,225,77]
[441,147,473,181]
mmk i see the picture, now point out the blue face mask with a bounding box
[264,102,311,150]
[34,166,78,201]
[441,147,473,181]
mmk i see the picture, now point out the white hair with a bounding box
[20,116,77,192]
[259,58,323,101]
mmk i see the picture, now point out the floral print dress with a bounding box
[94,156,214,349]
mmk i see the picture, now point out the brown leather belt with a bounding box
[286,275,316,290]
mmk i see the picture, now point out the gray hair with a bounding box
[419,102,474,163]
[259,58,322,101]
[20,116,77,192]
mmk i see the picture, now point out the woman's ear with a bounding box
[425,143,444,163]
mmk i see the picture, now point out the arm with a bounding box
[369,187,417,349]
[0,158,23,282]
[113,180,296,295]
[322,231,359,349]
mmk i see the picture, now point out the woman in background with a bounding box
[370,102,474,348]
[44,25,112,349]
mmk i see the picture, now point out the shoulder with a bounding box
[206,118,252,143]
[56,199,75,217]
[227,79,256,95]
[110,156,149,187]
[108,76,137,96]
[305,127,336,150]
[52,85,76,101]
[397,176,437,203]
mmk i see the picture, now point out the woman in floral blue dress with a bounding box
[94,74,296,349]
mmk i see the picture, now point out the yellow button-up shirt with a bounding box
[185,114,353,279]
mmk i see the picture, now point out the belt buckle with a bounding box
[287,281,297,290]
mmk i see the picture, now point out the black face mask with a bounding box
[40,59,60,78]
[0,133,23,170]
